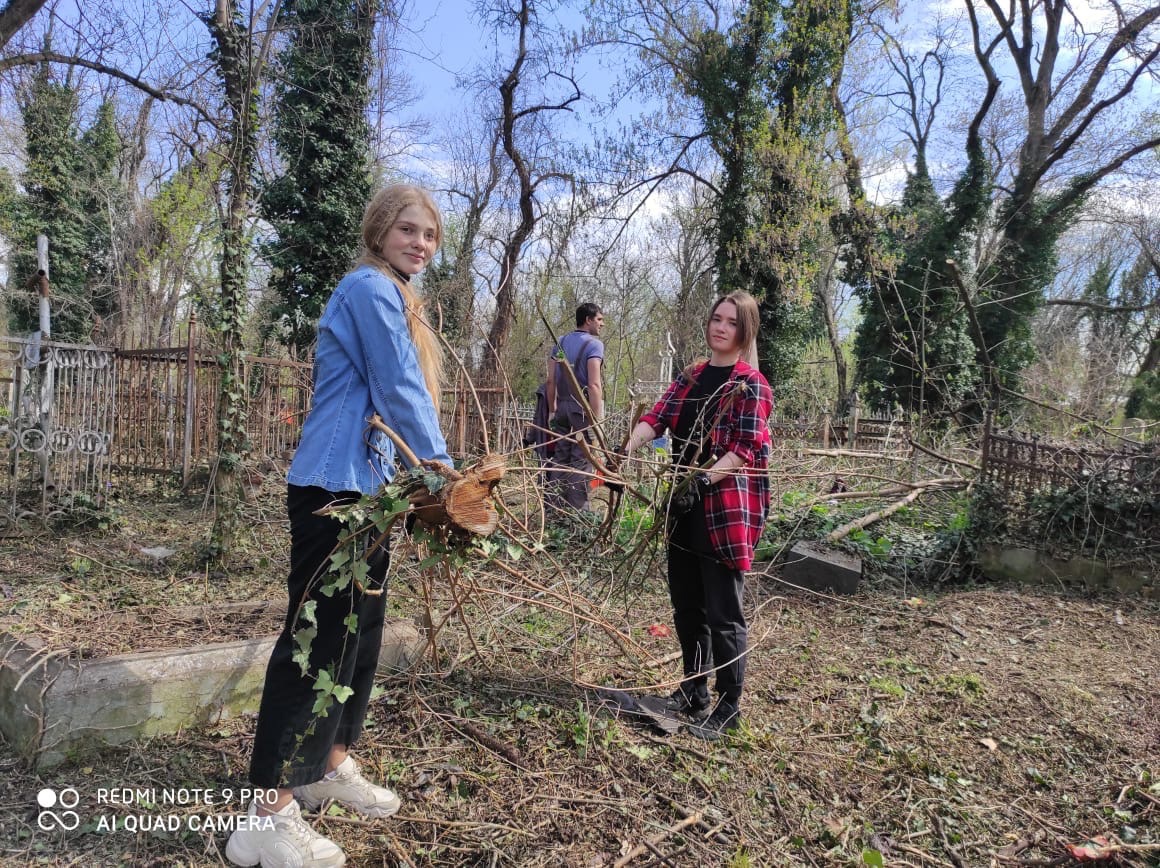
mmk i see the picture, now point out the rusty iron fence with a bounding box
[2,323,533,528]
[767,412,912,455]
[1,329,315,528]
[441,368,535,458]
[978,427,1160,555]
[980,429,1160,496]
[111,339,311,480]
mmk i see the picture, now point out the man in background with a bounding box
[546,303,605,512]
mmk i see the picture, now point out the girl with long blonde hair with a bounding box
[228,184,451,868]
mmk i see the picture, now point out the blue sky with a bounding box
[395,0,626,161]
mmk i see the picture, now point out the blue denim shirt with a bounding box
[288,265,451,494]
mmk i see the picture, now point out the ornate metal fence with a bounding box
[1,337,116,530]
[979,428,1160,555]
[766,413,911,454]
[980,429,1160,495]
[1,327,313,528]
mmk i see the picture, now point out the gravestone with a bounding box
[779,541,863,595]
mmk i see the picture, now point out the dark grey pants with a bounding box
[547,400,593,511]
[667,504,747,703]
[249,485,389,788]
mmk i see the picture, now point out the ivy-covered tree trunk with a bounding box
[207,0,262,564]
[687,0,850,386]
[844,16,998,418]
[964,0,1160,396]
[9,65,121,342]
[260,0,375,355]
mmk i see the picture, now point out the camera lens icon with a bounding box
[37,787,81,831]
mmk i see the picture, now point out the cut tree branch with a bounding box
[827,483,938,542]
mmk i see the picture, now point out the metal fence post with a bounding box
[182,314,197,487]
[35,235,53,503]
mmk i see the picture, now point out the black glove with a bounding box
[666,472,712,516]
[606,444,629,474]
[600,445,627,494]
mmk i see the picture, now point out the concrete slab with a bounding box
[0,603,424,768]
[778,541,863,595]
[979,544,1153,595]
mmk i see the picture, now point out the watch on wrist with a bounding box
[695,471,713,494]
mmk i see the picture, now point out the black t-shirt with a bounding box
[674,363,735,470]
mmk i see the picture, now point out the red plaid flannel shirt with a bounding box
[640,360,773,569]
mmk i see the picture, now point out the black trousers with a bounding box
[667,503,747,704]
[249,485,390,788]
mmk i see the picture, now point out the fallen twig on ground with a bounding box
[826,480,966,542]
[613,812,702,867]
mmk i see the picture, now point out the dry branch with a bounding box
[803,448,911,460]
[826,483,936,542]
[805,478,964,507]
[613,813,702,867]
[908,438,980,471]
[448,717,525,768]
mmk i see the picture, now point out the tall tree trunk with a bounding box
[816,251,847,410]
[207,0,264,564]
[480,0,535,381]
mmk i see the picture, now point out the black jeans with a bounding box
[667,502,747,704]
[249,485,390,788]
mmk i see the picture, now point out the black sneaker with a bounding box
[663,686,711,721]
[687,702,741,741]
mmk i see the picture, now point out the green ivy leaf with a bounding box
[329,567,352,593]
[861,849,884,867]
[343,613,358,634]
[312,669,337,714]
[293,625,317,655]
[351,558,370,587]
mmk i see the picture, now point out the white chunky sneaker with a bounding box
[294,756,401,818]
[225,798,345,868]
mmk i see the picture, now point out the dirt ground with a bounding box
[0,480,1157,867]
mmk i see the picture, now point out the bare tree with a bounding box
[429,116,504,363]
[965,0,1160,375]
[656,181,715,367]
[476,0,579,380]
[0,0,48,51]
[873,18,952,179]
